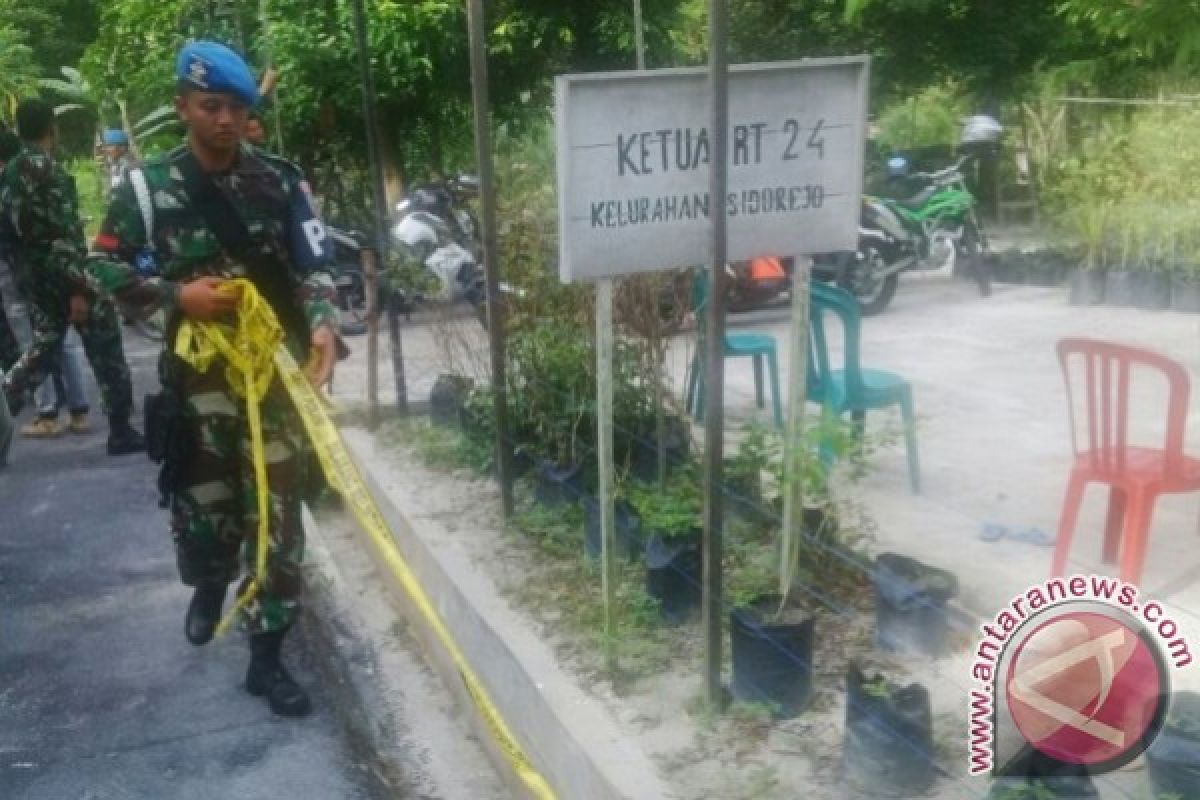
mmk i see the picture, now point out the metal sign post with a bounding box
[350,0,407,414]
[467,0,515,518]
[701,0,729,709]
[556,49,868,710]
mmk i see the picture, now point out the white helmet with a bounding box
[960,115,1003,146]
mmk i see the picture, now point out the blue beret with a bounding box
[175,41,259,107]
[102,129,128,146]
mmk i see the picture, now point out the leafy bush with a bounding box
[1050,105,1200,273]
[875,81,971,155]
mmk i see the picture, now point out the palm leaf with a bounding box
[54,103,88,117]
[135,119,182,140]
[38,78,86,100]
[133,104,176,132]
[844,0,872,22]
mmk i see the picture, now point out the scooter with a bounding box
[391,175,487,318]
[329,225,373,336]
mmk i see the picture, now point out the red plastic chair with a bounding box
[1052,338,1200,583]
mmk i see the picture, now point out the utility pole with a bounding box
[350,0,408,413]
[467,0,515,517]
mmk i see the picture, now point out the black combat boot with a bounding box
[3,383,23,417]
[245,628,312,717]
[106,417,145,455]
[184,582,228,645]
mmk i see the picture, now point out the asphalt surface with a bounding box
[0,331,375,800]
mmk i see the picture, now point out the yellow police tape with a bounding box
[174,280,556,800]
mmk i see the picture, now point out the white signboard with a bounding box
[555,57,869,283]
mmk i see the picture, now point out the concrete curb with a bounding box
[339,429,670,800]
[301,507,510,800]
[300,521,415,800]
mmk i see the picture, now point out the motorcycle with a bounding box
[329,225,373,336]
[726,256,792,312]
[391,175,487,320]
[815,115,1002,316]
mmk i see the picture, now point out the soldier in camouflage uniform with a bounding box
[88,41,338,718]
[0,99,143,455]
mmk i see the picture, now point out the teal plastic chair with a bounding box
[685,271,784,427]
[808,283,920,493]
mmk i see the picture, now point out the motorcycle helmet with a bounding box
[960,115,1003,147]
[886,156,910,179]
[410,186,449,215]
[452,173,480,196]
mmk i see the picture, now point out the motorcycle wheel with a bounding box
[960,222,991,298]
[337,270,369,336]
[133,309,166,342]
[841,246,899,316]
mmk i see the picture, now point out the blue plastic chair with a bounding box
[808,283,920,493]
[685,271,784,427]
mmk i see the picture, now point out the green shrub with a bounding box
[875,81,971,155]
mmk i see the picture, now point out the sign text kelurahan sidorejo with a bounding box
[555,57,869,282]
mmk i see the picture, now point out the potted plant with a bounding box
[723,424,775,530]
[503,322,597,506]
[430,373,473,428]
[626,472,703,625]
[871,553,959,657]
[581,492,643,562]
[727,534,816,719]
[1133,205,1172,310]
[1067,201,1108,306]
[989,249,1025,286]
[1171,209,1200,313]
[1147,691,1200,799]
[1104,205,1139,307]
[622,410,690,485]
[728,415,868,719]
[843,663,936,798]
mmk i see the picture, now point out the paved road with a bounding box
[0,333,376,800]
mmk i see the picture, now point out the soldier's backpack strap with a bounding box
[129,168,155,252]
[175,151,311,347]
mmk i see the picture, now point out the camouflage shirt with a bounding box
[88,144,338,334]
[0,144,90,295]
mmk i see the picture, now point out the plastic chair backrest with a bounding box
[1056,338,1191,476]
[809,283,865,402]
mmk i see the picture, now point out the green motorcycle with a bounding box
[816,154,992,315]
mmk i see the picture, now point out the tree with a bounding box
[0,0,100,79]
[1058,0,1200,68]
[0,25,40,126]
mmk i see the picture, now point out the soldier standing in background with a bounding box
[88,41,339,717]
[0,99,142,455]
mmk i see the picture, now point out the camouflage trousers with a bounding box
[171,361,308,634]
[1,281,132,421]
[0,295,18,372]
